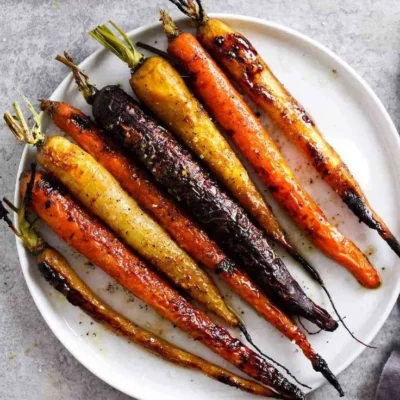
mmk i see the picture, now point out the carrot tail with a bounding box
[343,189,400,257]
[385,234,400,257]
[313,355,344,396]
[239,324,311,390]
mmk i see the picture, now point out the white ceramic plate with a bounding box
[14,14,400,399]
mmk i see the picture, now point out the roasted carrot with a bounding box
[84,76,336,333]
[161,12,380,290]
[55,45,336,334]
[16,170,304,400]
[53,51,336,332]
[173,0,400,258]
[4,98,235,326]
[41,98,340,388]
[87,23,316,280]
[41,99,229,271]
[0,196,283,398]
[42,99,340,385]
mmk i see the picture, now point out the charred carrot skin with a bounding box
[35,248,279,398]
[91,84,337,332]
[130,56,295,253]
[20,172,304,400]
[36,135,236,326]
[0,199,279,398]
[166,30,380,290]
[197,19,400,258]
[87,27,307,269]
[43,100,337,381]
[130,55,330,281]
[41,100,227,274]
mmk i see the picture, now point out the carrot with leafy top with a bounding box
[4,96,236,326]
[41,99,233,280]
[41,97,340,388]
[10,96,315,389]
[160,11,380,290]
[13,169,304,399]
[0,195,283,398]
[86,23,315,278]
[170,0,400,258]
[54,49,337,333]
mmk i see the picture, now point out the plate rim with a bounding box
[13,13,400,399]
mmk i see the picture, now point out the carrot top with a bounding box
[89,21,144,71]
[168,0,208,25]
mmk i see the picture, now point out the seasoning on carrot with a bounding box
[171,0,400,258]
[4,96,236,327]
[9,95,319,389]
[61,43,337,332]
[42,97,341,388]
[86,22,317,283]
[159,11,380,291]
[83,22,345,340]
[14,167,305,400]
[0,191,284,398]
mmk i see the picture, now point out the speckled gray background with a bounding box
[0,0,400,399]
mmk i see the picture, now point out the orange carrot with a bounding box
[18,170,304,400]
[41,99,340,387]
[162,13,380,289]
[53,52,337,333]
[183,7,400,258]
[0,197,282,398]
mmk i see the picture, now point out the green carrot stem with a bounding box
[89,21,144,72]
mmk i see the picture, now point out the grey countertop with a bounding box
[1,1,400,399]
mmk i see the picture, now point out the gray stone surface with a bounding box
[0,0,400,399]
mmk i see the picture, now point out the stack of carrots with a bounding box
[2,0,398,397]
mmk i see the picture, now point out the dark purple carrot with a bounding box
[88,83,337,333]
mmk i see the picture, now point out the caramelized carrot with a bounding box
[41,99,340,386]
[18,171,304,400]
[53,51,336,332]
[4,98,235,326]
[41,100,228,276]
[0,198,283,398]
[177,2,400,257]
[162,12,380,290]
[54,43,336,333]
[86,26,314,276]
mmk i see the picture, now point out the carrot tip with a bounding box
[313,355,344,397]
[385,234,400,258]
